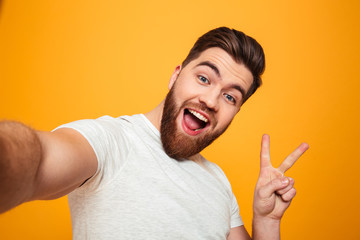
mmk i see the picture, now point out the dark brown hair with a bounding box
[182,27,265,103]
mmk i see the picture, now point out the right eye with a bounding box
[198,75,209,84]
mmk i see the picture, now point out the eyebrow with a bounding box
[229,84,246,101]
[195,61,246,99]
[196,61,221,78]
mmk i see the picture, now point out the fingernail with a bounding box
[281,177,289,184]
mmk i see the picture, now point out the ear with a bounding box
[168,65,182,90]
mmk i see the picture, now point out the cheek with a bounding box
[175,81,201,100]
[217,105,238,125]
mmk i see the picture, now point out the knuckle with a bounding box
[281,162,291,170]
[288,177,295,187]
[282,188,296,201]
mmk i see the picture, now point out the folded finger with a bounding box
[257,177,290,199]
[276,177,294,195]
[281,187,297,202]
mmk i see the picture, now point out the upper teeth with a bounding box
[188,109,208,123]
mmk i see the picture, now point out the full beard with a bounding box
[160,84,230,160]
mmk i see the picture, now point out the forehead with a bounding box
[185,47,254,93]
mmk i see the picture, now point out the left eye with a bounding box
[198,76,209,84]
[224,93,236,103]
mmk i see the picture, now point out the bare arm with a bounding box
[0,121,97,213]
[0,121,42,212]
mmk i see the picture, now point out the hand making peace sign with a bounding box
[253,134,309,221]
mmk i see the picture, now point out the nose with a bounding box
[199,89,219,112]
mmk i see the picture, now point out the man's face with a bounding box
[160,47,254,160]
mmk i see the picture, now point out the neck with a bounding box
[144,100,165,131]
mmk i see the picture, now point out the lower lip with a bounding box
[181,111,207,136]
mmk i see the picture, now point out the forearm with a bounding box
[252,216,280,240]
[0,121,42,213]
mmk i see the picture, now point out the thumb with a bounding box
[257,177,290,199]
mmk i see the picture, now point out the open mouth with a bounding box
[182,108,210,135]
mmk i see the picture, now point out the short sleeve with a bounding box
[53,115,132,192]
[230,192,243,228]
[204,161,244,228]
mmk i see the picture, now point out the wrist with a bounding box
[252,215,281,240]
[253,215,281,226]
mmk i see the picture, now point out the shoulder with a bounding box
[196,155,233,190]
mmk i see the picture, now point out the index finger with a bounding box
[278,142,309,173]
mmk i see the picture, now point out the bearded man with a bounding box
[0,27,309,240]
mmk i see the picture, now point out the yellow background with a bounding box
[0,0,359,239]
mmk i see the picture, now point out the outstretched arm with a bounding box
[0,121,42,212]
[0,121,97,214]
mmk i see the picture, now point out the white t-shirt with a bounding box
[57,114,243,239]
